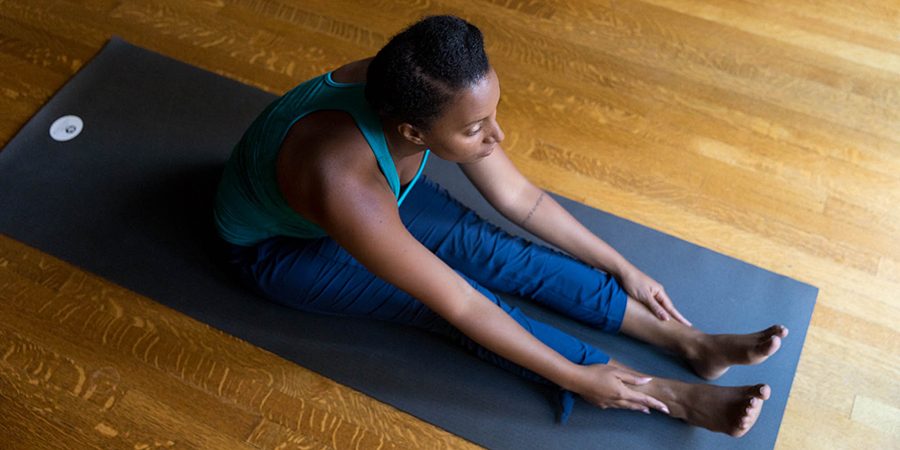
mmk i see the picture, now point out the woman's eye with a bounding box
[466,128,481,136]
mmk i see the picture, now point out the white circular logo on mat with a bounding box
[49,115,83,142]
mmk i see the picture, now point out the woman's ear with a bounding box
[398,123,427,146]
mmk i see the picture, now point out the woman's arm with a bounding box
[460,145,690,325]
[313,171,580,384]
[292,158,665,414]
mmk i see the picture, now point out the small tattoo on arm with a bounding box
[521,191,545,226]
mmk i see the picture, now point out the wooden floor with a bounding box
[1,0,898,448]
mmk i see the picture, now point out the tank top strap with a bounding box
[398,150,430,205]
[323,72,404,199]
[351,106,403,199]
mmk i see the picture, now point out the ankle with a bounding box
[678,330,708,360]
[645,379,689,419]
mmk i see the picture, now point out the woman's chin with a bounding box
[438,146,494,164]
[473,146,495,161]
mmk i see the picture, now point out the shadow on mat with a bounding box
[120,164,229,273]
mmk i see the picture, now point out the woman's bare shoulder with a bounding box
[330,57,374,84]
[274,57,384,225]
[276,110,387,221]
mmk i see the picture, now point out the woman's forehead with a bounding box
[442,69,500,126]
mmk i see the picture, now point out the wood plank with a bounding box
[0,236,476,449]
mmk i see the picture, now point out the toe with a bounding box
[758,335,781,356]
[750,384,771,399]
[765,324,789,338]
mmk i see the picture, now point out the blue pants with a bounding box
[220,176,627,422]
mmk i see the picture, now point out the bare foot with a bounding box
[673,383,771,437]
[688,325,789,380]
[637,379,771,437]
[610,360,771,437]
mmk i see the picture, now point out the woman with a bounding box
[214,15,788,437]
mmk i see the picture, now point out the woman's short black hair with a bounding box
[365,15,490,130]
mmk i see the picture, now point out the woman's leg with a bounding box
[402,177,787,380]
[608,359,770,438]
[239,234,771,435]
[400,177,627,334]
[619,296,788,380]
[222,232,607,420]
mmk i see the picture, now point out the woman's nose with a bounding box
[486,121,505,144]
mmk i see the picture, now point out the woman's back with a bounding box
[213,59,430,246]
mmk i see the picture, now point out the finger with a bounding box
[627,391,670,414]
[617,369,652,386]
[646,297,669,321]
[657,290,692,327]
[617,365,651,379]
[616,399,651,414]
[668,305,692,327]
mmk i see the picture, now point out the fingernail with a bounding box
[643,409,650,414]
[662,406,670,414]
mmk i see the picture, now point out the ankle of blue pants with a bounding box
[558,390,576,424]
[555,351,613,424]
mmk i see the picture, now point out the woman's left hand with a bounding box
[620,267,692,326]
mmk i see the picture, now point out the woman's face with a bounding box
[419,68,505,163]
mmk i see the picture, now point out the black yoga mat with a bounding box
[0,38,817,449]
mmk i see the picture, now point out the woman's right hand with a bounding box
[570,364,670,414]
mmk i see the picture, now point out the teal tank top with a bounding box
[213,72,430,246]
